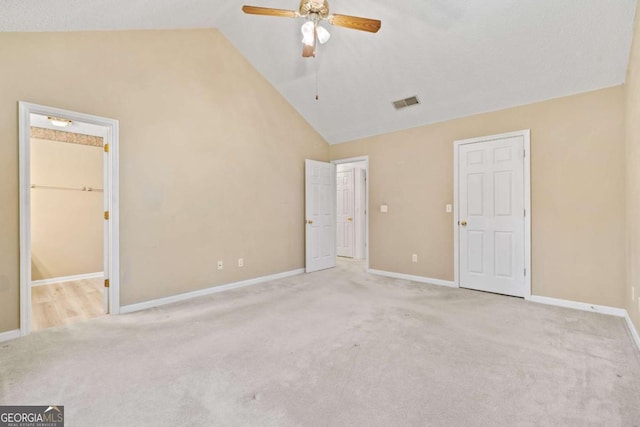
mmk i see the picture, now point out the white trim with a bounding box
[19,102,120,337]
[31,272,104,287]
[530,295,640,352]
[367,268,456,288]
[18,103,30,337]
[529,295,626,317]
[119,268,305,314]
[624,312,640,351]
[453,129,531,299]
[0,329,21,343]
[331,156,369,270]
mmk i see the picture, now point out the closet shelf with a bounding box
[30,184,104,193]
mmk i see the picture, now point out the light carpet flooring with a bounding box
[31,278,104,331]
[1,259,639,426]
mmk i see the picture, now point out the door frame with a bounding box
[453,130,531,299]
[18,102,121,336]
[336,167,356,258]
[331,156,369,270]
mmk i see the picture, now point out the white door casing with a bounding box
[336,168,355,258]
[305,159,336,272]
[331,157,370,267]
[19,102,120,336]
[102,143,110,313]
[456,131,530,297]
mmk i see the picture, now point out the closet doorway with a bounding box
[333,158,368,262]
[304,156,369,272]
[19,103,120,335]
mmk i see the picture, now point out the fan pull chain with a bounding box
[315,53,319,100]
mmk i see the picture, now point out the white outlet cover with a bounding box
[380,204,388,213]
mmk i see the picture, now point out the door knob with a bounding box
[460,220,467,226]
[347,217,353,221]
[307,219,313,224]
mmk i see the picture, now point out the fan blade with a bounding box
[242,5,298,18]
[328,14,381,33]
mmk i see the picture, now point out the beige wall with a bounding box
[1,28,635,336]
[625,8,640,332]
[330,86,626,308]
[30,138,103,280]
[0,30,329,333]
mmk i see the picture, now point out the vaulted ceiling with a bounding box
[1,1,637,144]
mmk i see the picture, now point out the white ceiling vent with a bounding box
[393,96,420,110]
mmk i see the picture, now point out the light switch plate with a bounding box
[380,204,388,213]
[217,260,223,270]
[446,204,452,213]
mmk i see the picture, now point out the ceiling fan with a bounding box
[242,1,381,58]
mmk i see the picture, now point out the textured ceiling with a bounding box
[1,1,637,144]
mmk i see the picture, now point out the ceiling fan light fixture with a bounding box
[301,21,331,46]
[316,25,330,44]
[301,21,315,45]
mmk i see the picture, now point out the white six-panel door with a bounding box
[336,169,355,258]
[305,160,336,272]
[458,135,526,297]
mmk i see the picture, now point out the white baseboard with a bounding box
[624,312,640,351]
[119,268,305,314]
[0,329,21,343]
[529,295,640,351]
[367,268,457,288]
[529,295,627,317]
[31,272,104,287]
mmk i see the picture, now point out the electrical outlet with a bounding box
[412,254,418,263]
[217,260,223,270]
[238,258,244,267]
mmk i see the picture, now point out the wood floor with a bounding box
[31,278,105,331]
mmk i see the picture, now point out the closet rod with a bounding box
[30,184,104,193]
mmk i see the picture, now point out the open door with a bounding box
[305,159,336,272]
[337,168,355,257]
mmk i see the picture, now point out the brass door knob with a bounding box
[460,220,467,226]
[307,219,313,224]
[347,217,353,221]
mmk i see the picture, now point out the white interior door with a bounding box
[305,160,336,272]
[336,169,355,258]
[355,168,367,259]
[458,136,525,297]
[102,143,109,313]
